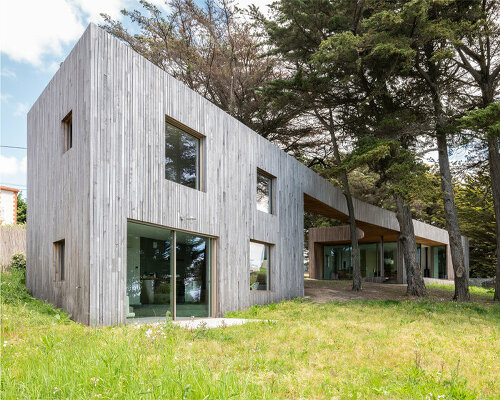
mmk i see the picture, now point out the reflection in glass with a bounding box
[250,242,269,290]
[165,121,200,189]
[360,243,379,278]
[127,221,211,320]
[433,245,447,279]
[323,245,352,280]
[256,171,272,213]
[324,242,399,280]
[176,231,210,318]
[127,222,173,318]
[383,242,398,281]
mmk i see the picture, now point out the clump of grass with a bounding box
[2,271,499,399]
[427,282,495,297]
[1,269,70,326]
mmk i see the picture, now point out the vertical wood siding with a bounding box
[27,27,92,324]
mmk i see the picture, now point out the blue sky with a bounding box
[0,0,269,198]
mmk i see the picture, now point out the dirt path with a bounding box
[304,278,494,304]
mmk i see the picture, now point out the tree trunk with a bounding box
[328,128,362,291]
[487,135,500,301]
[436,131,470,301]
[417,47,470,301]
[342,173,362,292]
[395,194,426,296]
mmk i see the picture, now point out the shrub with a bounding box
[9,253,26,270]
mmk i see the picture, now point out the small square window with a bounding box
[249,241,270,291]
[54,240,65,281]
[257,170,272,213]
[62,111,72,152]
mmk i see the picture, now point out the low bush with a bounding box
[9,252,26,270]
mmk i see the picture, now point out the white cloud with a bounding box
[0,0,131,66]
[148,0,170,12]
[21,156,27,174]
[0,67,16,78]
[13,103,29,117]
[0,0,84,65]
[73,0,130,22]
[235,0,273,11]
[0,155,24,176]
[0,93,12,103]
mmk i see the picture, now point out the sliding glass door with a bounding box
[175,232,210,318]
[126,221,211,320]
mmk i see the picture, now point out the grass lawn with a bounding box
[1,269,499,399]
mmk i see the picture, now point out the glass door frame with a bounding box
[126,219,217,321]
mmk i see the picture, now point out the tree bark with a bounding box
[436,131,470,301]
[316,110,362,291]
[487,135,500,301]
[419,49,470,301]
[341,172,362,291]
[395,194,427,297]
[328,127,362,291]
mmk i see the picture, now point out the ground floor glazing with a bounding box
[126,221,212,320]
[322,242,447,282]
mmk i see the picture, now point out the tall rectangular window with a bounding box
[249,241,270,291]
[165,119,200,190]
[54,240,65,281]
[62,111,72,152]
[256,170,272,213]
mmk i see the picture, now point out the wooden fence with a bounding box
[0,225,26,266]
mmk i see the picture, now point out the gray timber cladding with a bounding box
[27,24,456,326]
[27,29,92,324]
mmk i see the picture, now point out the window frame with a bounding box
[256,169,274,214]
[62,111,73,153]
[164,115,204,191]
[249,240,271,291]
[54,239,66,282]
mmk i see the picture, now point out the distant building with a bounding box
[0,186,19,225]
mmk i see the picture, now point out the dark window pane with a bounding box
[383,242,398,281]
[127,222,174,318]
[165,121,200,189]
[54,240,65,281]
[62,111,72,152]
[175,231,210,317]
[60,242,65,281]
[257,172,272,213]
[323,245,352,280]
[434,245,447,279]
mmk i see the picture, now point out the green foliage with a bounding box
[459,102,500,141]
[347,137,428,202]
[16,193,26,224]
[9,253,26,270]
[454,170,497,277]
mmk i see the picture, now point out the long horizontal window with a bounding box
[165,120,200,190]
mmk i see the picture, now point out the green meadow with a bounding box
[1,269,499,399]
